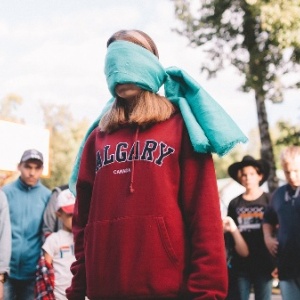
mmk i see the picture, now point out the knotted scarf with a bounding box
[69,41,247,194]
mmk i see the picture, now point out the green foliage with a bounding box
[39,103,89,189]
[247,0,300,48]
[267,121,299,170]
[172,0,300,192]
[0,94,89,190]
[0,94,25,123]
[172,0,300,102]
[213,144,247,179]
[214,121,300,179]
[274,121,300,146]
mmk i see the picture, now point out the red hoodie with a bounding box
[66,111,227,300]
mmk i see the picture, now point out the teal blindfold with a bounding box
[105,41,165,95]
[69,41,248,195]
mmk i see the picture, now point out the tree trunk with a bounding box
[255,92,279,192]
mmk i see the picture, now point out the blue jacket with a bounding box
[264,184,300,280]
[2,177,51,280]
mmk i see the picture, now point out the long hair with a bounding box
[99,29,174,133]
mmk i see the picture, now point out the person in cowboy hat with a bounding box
[226,155,275,300]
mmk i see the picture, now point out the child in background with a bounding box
[43,184,69,239]
[227,155,274,300]
[42,189,75,300]
[263,146,300,299]
[223,216,249,299]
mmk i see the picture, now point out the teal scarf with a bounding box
[69,41,247,194]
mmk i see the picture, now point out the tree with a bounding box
[172,0,300,192]
[213,144,245,178]
[0,94,25,123]
[40,103,89,189]
[0,94,89,189]
[275,122,300,146]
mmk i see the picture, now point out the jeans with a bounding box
[4,278,35,300]
[280,277,300,300]
[237,273,272,300]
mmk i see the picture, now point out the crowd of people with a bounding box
[0,148,77,300]
[0,29,299,300]
[223,147,300,300]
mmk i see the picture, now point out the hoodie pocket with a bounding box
[84,215,184,298]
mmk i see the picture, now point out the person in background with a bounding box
[43,184,69,239]
[223,216,249,299]
[0,190,11,300]
[263,146,300,300]
[66,29,247,299]
[2,149,51,300]
[42,189,76,300]
[227,155,274,300]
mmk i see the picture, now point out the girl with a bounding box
[66,29,247,300]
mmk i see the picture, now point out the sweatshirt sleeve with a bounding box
[179,131,228,299]
[66,130,97,300]
[42,190,60,238]
[0,190,11,274]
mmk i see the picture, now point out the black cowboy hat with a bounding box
[228,155,270,186]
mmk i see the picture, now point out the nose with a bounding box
[29,169,36,176]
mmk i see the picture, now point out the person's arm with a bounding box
[180,131,227,299]
[0,191,11,300]
[223,216,249,257]
[0,283,3,300]
[66,131,96,300]
[43,251,53,265]
[42,233,56,265]
[262,203,279,257]
[262,223,278,257]
[42,189,60,238]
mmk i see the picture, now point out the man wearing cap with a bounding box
[2,149,51,300]
[226,156,274,300]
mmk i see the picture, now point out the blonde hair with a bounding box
[280,146,300,165]
[99,30,174,133]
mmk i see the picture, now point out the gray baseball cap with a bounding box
[20,149,44,163]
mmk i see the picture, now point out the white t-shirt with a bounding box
[42,229,75,300]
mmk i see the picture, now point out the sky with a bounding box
[0,0,299,139]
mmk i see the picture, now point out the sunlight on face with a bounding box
[283,158,300,189]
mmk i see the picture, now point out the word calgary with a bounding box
[96,140,175,171]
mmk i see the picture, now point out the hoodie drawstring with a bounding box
[129,126,139,193]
